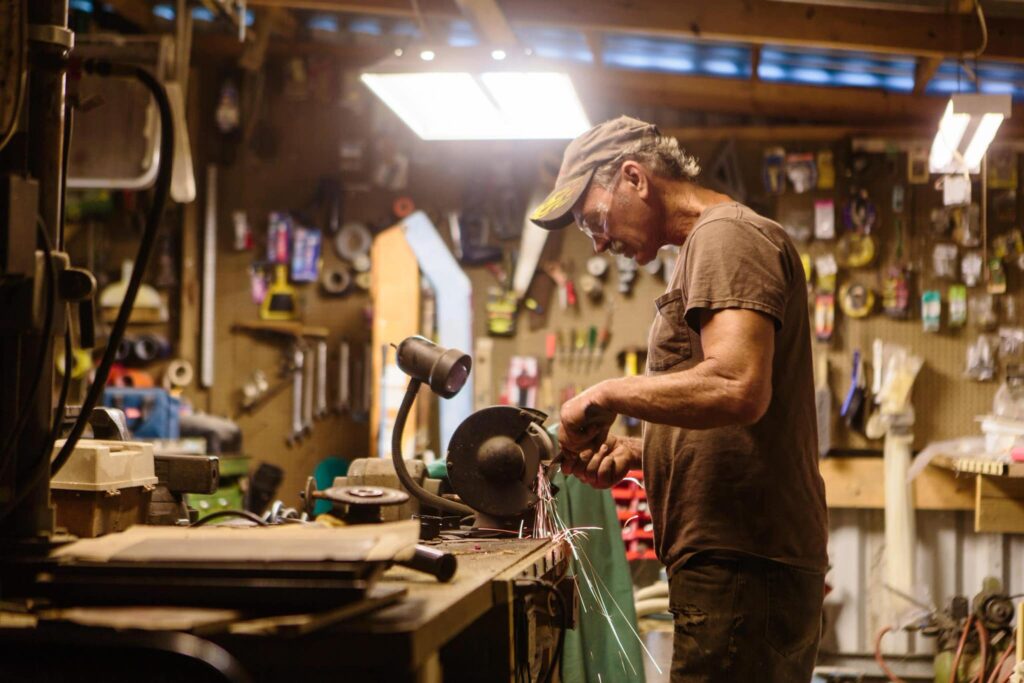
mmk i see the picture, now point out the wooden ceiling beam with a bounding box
[246,0,1024,62]
[102,0,158,31]
[453,0,518,46]
[576,67,1024,132]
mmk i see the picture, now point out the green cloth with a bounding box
[553,470,646,683]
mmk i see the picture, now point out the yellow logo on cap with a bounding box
[530,182,578,221]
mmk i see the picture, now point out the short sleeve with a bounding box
[680,219,790,331]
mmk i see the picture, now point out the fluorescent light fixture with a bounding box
[360,47,590,140]
[929,94,1011,174]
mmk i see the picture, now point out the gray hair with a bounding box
[591,135,701,188]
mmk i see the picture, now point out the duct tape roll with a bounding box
[354,272,371,291]
[133,334,170,363]
[320,266,352,295]
[351,254,371,273]
[334,222,372,262]
[164,358,194,389]
[392,196,415,218]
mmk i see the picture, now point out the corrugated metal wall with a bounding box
[825,508,1024,656]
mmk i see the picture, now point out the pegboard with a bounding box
[465,138,1023,454]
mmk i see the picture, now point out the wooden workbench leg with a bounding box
[415,652,442,683]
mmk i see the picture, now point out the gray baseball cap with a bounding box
[529,116,661,230]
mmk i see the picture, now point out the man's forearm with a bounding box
[593,360,763,429]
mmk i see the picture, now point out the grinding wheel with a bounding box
[445,406,553,520]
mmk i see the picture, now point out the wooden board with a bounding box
[976,475,1024,533]
[819,457,974,511]
[370,226,420,458]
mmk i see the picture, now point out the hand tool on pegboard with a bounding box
[315,340,328,419]
[335,340,350,414]
[302,345,314,435]
[287,344,305,446]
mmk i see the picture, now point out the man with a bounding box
[529,116,828,682]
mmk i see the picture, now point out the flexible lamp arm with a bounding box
[392,378,474,516]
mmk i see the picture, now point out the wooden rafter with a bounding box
[102,0,158,31]
[245,0,1024,63]
[453,0,518,46]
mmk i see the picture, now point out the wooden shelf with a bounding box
[231,321,330,340]
[820,456,1024,534]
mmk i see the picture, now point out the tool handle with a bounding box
[397,544,458,583]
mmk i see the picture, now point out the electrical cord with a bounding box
[951,614,976,683]
[968,0,988,60]
[987,643,1015,683]
[0,60,174,526]
[516,578,567,683]
[191,510,269,527]
[873,626,907,683]
[974,619,990,683]
[0,217,58,486]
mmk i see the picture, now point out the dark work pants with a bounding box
[669,552,824,683]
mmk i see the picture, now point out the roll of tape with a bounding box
[351,254,371,273]
[392,196,415,218]
[133,334,170,363]
[334,222,372,262]
[320,266,352,295]
[353,272,371,291]
[164,358,194,389]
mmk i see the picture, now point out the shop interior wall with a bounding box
[90,52,1018,507]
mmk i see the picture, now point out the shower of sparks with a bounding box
[533,467,663,677]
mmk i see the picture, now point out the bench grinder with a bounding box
[390,336,557,532]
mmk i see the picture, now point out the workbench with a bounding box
[0,537,570,683]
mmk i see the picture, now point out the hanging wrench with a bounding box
[286,344,304,446]
[315,340,328,419]
[302,345,314,435]
[335,340,350,414]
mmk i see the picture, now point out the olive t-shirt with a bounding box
[642,202,828,574]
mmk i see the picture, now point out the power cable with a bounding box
[191,510,269,527]
[48,60,174,480]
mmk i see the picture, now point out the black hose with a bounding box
[392,379,473,517]
[50,61,174,479]
[0,218,58,485]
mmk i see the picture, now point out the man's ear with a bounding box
[621,160,649,199]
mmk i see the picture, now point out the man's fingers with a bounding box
[596,452,622,488]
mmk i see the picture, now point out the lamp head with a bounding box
[396,336,471,399]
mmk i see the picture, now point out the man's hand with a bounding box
[561,434,639,489]
[558,382,617,456]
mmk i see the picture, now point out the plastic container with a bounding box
[979,416,1024,456]
[50,439,157,537]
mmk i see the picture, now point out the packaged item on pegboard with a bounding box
[267,212,292,264]
[290,225,322,283]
